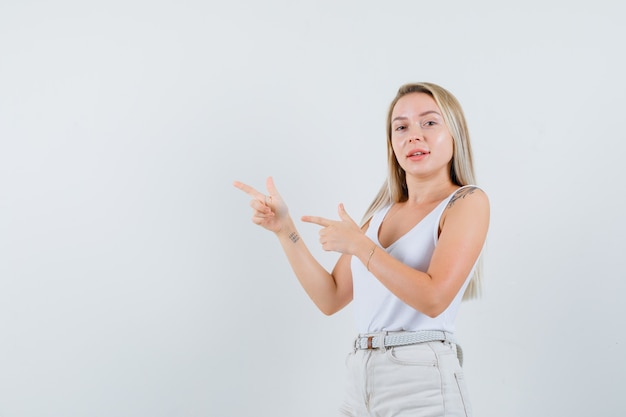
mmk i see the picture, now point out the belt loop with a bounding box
[378,331,388,352]
[456,343,464,367]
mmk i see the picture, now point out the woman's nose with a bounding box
[407,126,423,143]
[408,133,423,143]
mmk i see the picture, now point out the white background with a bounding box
[1,1,625,416]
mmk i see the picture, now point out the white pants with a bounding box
[339,341,472,417]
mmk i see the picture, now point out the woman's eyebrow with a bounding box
[419,110,441,117]
[392,110,441,123]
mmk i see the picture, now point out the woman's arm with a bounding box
[304,189,490,318]
[276,222,353,315]
[234,177,353,315]
[362,189,489,317]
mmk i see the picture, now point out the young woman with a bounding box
[234,82,489,416]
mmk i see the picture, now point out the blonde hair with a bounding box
[363,82,482,300]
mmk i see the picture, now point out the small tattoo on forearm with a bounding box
[289,232,300,243]
[447,186,478,208]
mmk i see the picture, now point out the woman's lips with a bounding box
[406,149,430,160]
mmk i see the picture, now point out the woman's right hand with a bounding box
[233,176,289,234]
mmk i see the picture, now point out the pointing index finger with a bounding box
[233,181,264,200]
[301,215,332,227]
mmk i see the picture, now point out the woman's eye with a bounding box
[423,121,436,127]
[395,125,406,131]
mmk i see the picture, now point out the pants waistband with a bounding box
[354,330,457,350]
[354,330,463,366]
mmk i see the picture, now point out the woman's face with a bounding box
[390,92,454,180]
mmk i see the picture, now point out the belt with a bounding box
[354,330,463,365]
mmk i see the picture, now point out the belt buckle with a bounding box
[366,336,374,349]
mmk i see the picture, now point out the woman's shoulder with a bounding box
[438,185,489,236]
[439,185,490,226]
[446,185,489,210]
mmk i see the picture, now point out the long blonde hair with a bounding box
[363,82,482,300]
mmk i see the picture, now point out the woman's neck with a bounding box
[404,175,457,205]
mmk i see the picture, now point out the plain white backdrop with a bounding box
[1,1,625,416]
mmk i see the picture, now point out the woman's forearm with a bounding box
[275,217,348,315]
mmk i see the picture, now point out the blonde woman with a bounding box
[234,82,489,416]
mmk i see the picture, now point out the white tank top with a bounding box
[351,186,477,334]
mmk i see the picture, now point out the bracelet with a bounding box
[366,246,376,271]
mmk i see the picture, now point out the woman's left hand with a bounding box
[302,203,368,255]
